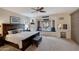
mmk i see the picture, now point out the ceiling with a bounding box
[1,7,79,17]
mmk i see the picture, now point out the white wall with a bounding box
[36,13,71,39]
[0,8,30,24]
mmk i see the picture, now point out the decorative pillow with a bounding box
[8,31,13,34]
[12,30,18,34]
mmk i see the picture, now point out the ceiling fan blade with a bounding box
[40,10,46,12]
[31,7,46,13]
[31,7,42,10]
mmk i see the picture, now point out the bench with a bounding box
[32,36,42,47]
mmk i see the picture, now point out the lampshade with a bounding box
[30,19,34,24]
[58,24,62,29]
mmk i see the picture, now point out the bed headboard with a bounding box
[2,24,25,37]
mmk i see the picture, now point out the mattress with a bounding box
[5,31,39,49]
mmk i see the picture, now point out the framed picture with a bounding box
[10,16,21,24]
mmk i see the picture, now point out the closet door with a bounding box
[71,9,79,43]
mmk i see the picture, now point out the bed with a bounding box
[2,24,40,50]
[6,31,40,50]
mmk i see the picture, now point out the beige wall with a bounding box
[36,13,71,39]
[0,8,30,35]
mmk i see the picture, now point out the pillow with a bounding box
[16,29,23,33]
[8,31,13,34]
[8,30,18,34]
[12,30,18,34]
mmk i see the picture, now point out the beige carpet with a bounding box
[0,36,79,51]
[27,36,79,51]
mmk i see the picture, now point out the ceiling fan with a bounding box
[31,7,46,13]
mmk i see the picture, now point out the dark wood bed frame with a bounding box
[2,24,25,37]
[2,24,40,51]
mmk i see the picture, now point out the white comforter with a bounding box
[5,31,39,49]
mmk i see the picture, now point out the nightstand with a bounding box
[0,36,5,46]
[60,32,66,38]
